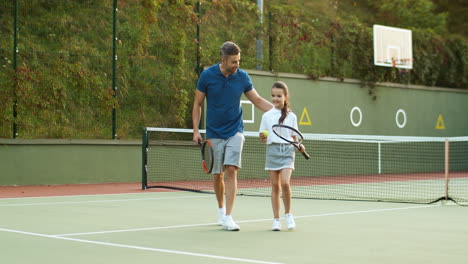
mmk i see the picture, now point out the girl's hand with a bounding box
[259,131,268,143]
[298,144,306,152]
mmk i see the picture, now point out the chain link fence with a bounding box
[1,0,466,139]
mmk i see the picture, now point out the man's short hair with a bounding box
[220,41,241,57]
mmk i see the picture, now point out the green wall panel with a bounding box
[244,72,468,137]
[0,140,140,186]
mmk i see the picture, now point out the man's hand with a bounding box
[193,131,203,144]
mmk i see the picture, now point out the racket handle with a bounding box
[296,144,310,160]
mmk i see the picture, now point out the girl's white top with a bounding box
[259,108,298,144]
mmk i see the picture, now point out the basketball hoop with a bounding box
[373,25,413,70]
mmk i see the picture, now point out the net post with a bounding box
[12,0,19,138]
[378,142,382,174]
[142,127,149,190]
[444,137,449,201]
[111,0,118,139]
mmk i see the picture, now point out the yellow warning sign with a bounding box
[435,114,445,130]
[299,107,312,125]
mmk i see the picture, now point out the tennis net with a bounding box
[142,127,468,205]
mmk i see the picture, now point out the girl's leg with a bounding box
[270,170,281,219]
[280,168,293,214]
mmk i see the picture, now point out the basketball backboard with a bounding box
[373,25,413,69]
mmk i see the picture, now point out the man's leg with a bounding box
[213,172,225,225]
[224,165,238,216]
[209,138,226,225]
[222,165,240,231]
[213,172,225,208]
[221,133,243,231]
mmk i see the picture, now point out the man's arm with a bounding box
[192,89,205,143]
[245,89,273,112]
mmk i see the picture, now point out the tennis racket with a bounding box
[198,139,214,173]
[272,124,310,160]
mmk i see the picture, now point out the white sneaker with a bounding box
[272,219,281,231]
[285,213,296,230]
[217,208,225,226]
[223,215,240,231]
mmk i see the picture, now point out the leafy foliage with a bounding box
[0,0,466,139]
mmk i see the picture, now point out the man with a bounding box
[192,41,272,231]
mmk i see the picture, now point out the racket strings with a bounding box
[273,126,301,144]
[204,143,214,168]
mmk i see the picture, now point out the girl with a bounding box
[259,81,305,231]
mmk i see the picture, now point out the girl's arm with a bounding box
[259,115,269,143]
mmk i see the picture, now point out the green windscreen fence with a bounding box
[2,1,467,139]
[142,127,468,205]
[4,1,114,138]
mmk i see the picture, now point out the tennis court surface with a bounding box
[1,189,467,264]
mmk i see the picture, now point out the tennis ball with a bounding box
[262,130,269,137]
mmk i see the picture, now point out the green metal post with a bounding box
[195,1,202,77]
[12,0,18,138]
[268,10,272,72]
[112,0,117,139]
[141,128,148,190]
[195,1,205,130]
[256,0,263,70]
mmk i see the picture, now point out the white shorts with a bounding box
[209,132,245,174]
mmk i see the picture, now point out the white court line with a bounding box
[292,204,440,219]
[0,195,212,207]
[55,204,440,237]
[0,228,284,264]
[0,190,206,200]
[0,191,150,200]
[56,222,220,237]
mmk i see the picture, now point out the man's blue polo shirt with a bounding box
[197,63,253,139]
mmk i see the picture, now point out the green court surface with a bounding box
[1,191,467,264]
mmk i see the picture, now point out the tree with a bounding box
[365,0,447,33]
